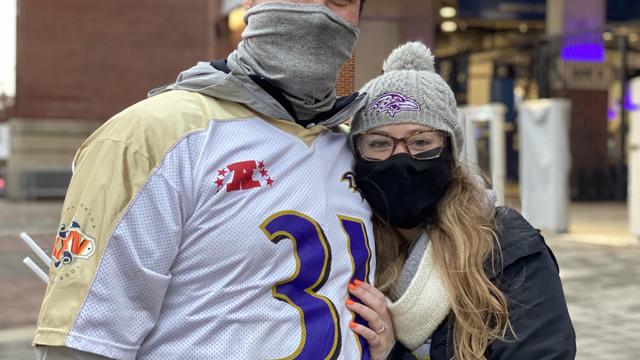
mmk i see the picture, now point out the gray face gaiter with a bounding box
[227,2,360,121]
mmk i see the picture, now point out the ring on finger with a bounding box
[374,321,387,334]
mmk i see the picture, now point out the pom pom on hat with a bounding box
[383,42,435,73]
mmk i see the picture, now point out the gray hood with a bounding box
[148,60,366,128]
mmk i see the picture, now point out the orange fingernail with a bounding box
[348,283,356,291]
[346,299,354,306]
[354,279,363,286]
[349,321,357,329]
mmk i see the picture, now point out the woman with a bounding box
[346,42,576,360]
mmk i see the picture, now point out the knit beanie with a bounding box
[350,42,463,155]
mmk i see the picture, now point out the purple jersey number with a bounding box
[261,211,372,360]
[339,215,373,360]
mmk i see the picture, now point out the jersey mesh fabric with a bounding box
[68,119,375,359]
[67,132,205,359]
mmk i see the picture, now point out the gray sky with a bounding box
[0,0,16,97]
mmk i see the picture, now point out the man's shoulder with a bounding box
[112,90,254,132]
[87,90,255,146]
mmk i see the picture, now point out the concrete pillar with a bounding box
[630,77,640,242]
[398,0,435,47]
[546,0,565,36]
[547,0,605,36]
[355,0,435,88]
[458,104,507,206]
[519,99,572,233]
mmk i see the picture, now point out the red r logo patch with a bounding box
[226,160,262,191]
[216,160,274,192]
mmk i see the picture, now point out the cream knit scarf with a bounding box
[387,239,451,350]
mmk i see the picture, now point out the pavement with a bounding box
[541,202,640,360]
[0,199,638,359]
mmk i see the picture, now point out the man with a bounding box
[34,0,378,359]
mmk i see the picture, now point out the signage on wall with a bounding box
[551,60,613,90]
[607,0,640,21]
[458,0,546,21]
[458,0,640,22]
[561,0,606,63]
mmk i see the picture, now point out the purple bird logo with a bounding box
[368,92,421,117]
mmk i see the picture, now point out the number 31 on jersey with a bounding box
[261,211,372,360]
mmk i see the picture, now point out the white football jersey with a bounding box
[34,91,375,360]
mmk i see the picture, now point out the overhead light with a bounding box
[439,6,457,18]
[602,32,613,41]
[441,21,458,33]
[228,6,246,32]
[519,23,528,33]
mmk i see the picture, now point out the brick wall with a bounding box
[337,54,357,96]
[15,0,220,122]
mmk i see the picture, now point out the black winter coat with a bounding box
[388,207,576,360]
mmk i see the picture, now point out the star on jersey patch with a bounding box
[215,160,274,193]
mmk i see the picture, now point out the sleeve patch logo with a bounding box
[215,160,274,192]
[52,219,96,268]
[368,92,421,117]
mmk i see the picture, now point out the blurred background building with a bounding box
[0,0,639,218]
[431,0,640,205]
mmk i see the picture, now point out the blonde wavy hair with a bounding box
[375,162,514,360]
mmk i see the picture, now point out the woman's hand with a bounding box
[346,279,396,360]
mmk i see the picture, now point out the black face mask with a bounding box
[354,149,453,229]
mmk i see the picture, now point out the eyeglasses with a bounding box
[356,130,447,161]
